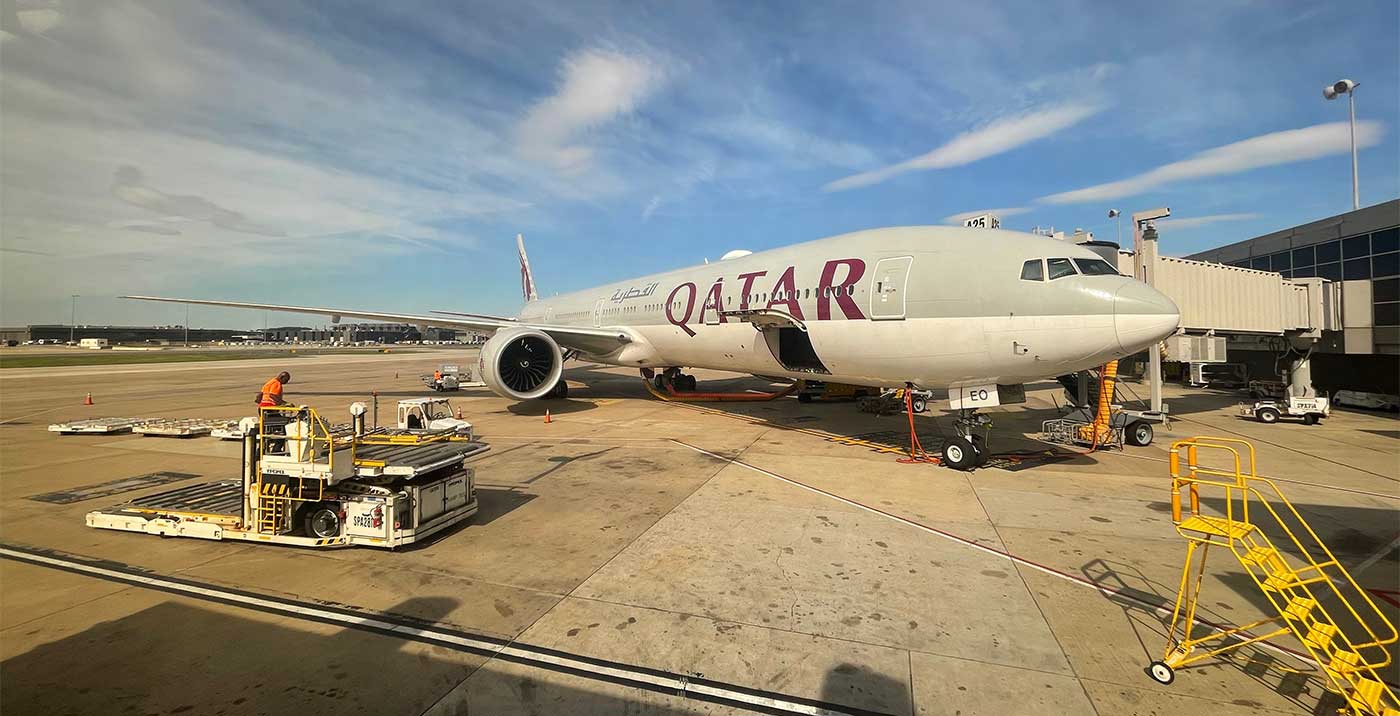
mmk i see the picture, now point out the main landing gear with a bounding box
[941,410,992,471]
[655,367,698,393]
[640,368,801,402]
[543,378,569,399]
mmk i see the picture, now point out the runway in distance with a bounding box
[127,225,1180,467]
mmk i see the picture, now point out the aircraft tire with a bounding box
[971,434,990,465]
[941,437,977,471]
[1126,421,1153,447]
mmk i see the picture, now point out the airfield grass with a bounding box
[0,348,406,369]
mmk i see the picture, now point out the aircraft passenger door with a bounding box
[869,256,913,320]
[591,299,605,327]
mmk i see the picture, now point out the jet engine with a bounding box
[478,327,564,400]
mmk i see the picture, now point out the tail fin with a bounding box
[517,233,538,303]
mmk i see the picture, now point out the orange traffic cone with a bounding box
[456,406,463,419]
[544,410,552,424]
[84,392,94,406]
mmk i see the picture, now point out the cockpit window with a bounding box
[1046,258,1078,280]
[1020,259,1044,281]
[1073,257,1121,276]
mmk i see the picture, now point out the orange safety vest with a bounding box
[258,377,284,407]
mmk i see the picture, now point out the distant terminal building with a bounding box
[1,322,486,346]
[1185,199,1398,393]
[264,323,480,344]
[1,325,249,344]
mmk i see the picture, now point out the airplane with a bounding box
[126,225,1180,470]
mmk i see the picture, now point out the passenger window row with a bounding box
[1020,257,1120,281]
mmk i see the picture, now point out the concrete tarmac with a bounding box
[1,349,1396,715]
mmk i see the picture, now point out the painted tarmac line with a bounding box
[1350,534,1400,577]
[671,440,1375,681]
[0,544,887,716]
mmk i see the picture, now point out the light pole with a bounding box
[69,295,79,344]
[184,305,190,347]
[1108,209,1122,246]
[1323,79,1360,210]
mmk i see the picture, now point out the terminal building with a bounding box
[1,325,250,344]
[263,323,479,343]
[2,322,486,346]
[1183,199,1398,395]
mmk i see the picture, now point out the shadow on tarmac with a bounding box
[558,365,1100,470]
[1080,557,1354,715]
[2,590,908,715]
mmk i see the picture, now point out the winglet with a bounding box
[517,233,538,303]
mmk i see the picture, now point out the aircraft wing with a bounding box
[121,296,631,355]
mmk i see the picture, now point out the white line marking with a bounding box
[1350,535,1400,577]
[0,547,859,716]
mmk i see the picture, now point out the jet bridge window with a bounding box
[1020,259,1044,281]
[1046,258,1078,280]
[1072,258,1120,276]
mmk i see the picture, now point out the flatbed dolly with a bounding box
[87,404,489,549]
[48,418,147,435]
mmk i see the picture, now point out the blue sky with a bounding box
[2,0,1397,328]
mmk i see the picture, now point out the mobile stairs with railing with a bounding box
[1149,436,1398,715]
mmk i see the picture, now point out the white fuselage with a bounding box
[517,226,1180,390]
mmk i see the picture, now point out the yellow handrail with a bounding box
[1159,437,1397,714]
[258,405,336,472]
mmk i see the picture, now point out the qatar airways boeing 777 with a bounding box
[127,225,1179,469]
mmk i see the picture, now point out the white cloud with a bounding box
[1155,213,1261,230]
[1038,121,1386,204]
[942,207,1031,225]
[718,117,875,169]
[516,48,666,173]
[824,103,1102,192]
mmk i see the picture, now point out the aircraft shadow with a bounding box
[505,398,597,416]
[558,364,1098,469]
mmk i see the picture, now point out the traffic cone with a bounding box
[84,392,94,406]
[456,406,463,419]
[544,410,552,424]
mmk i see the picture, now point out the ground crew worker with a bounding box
[258,372,292,407]
[434,369,443,383]
[257,372,292,453]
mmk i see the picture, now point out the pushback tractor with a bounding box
[86,404,489,549]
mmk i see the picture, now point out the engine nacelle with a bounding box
[478,328,564,400]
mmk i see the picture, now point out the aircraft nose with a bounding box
[1114,280,1180,353]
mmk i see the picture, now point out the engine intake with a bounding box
[478,328,564,400]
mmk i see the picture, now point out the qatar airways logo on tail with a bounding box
[664,258,866,337]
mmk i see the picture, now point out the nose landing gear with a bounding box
[941,411,993,471]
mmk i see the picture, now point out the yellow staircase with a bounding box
[1153,437,1398,715]
[255,482,291,534]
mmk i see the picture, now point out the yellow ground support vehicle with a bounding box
[1152,436,1398,715]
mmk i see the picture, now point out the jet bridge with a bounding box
[1130,223,1344,411]
[1149,256,1341,336]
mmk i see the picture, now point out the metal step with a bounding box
[1177,515,1256,539]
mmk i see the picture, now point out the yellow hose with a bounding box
[1077,359,1119,447]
